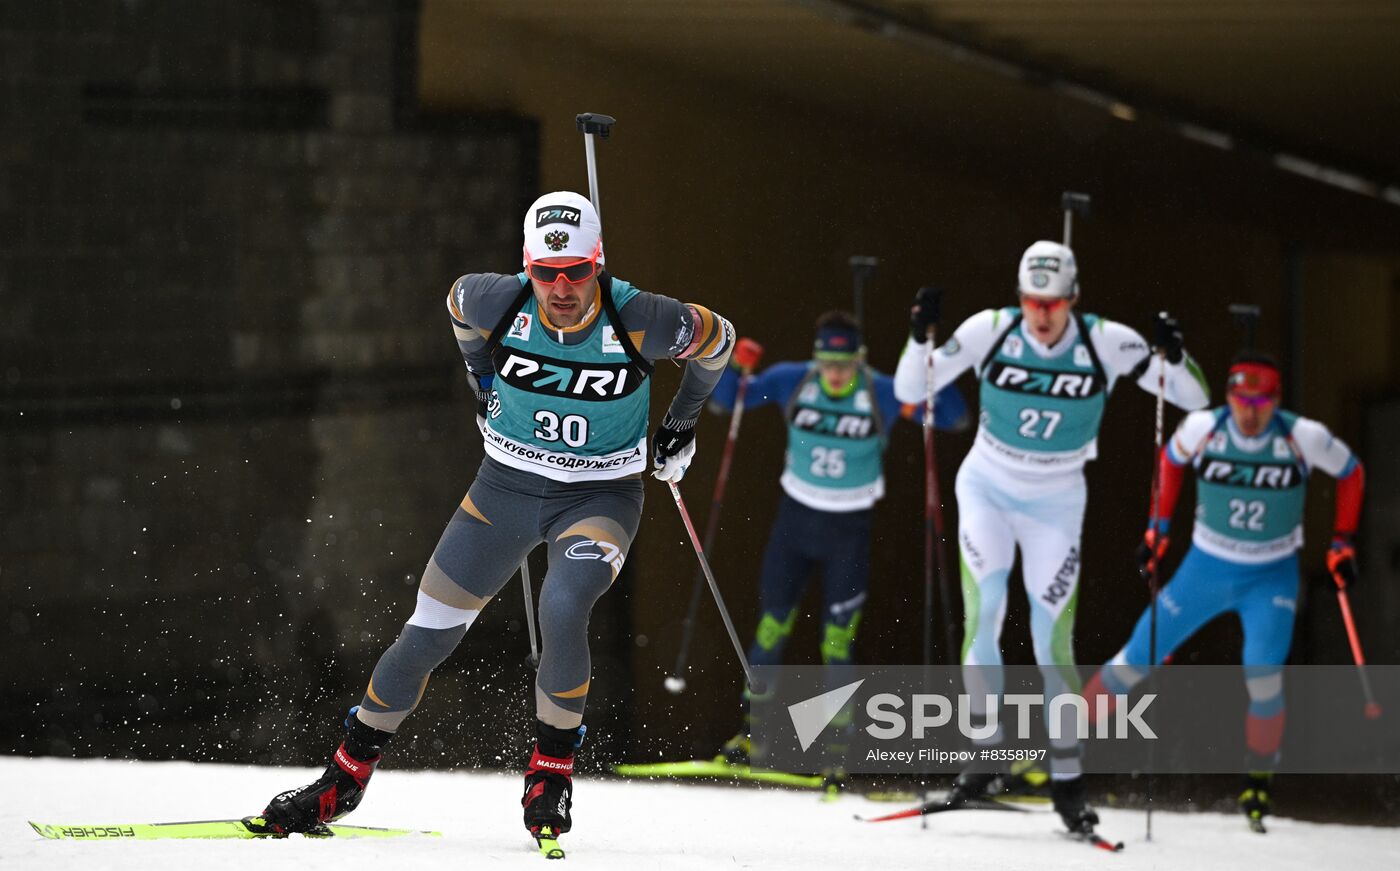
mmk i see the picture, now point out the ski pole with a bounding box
[919,314,955,667]
[669,481,764,694]
[1333,585,1383,719]
[1144,341,1167,843]
[923,327,937,670]
[1061,191,1091,248]
[576,113,615,220]
[665,340,763,694]
[574,110,759,693]
[918,294,955,831]
[849,255,878,333]
[1228,303,1262,350]
[520,552,540,669]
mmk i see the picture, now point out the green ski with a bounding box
[30,817,441,841]
[613,759,825,789]
[613,759,930,801]
[532,825,565,859]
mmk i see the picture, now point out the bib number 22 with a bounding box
[1228,498,1266,531]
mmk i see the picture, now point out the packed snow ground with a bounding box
[4,755,1396,870]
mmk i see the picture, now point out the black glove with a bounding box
[910,286,943,342]
[651,413,698,482]
[471,372,496,419]
[1153,312,1184,364]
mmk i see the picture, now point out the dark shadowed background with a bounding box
[3,0,1399,820]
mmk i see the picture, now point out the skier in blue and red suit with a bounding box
[1084,351,1365,830]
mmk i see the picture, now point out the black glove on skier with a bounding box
[1152,312,1184,364]
[471,372,496,420]
[910,286,943,342]
[651,413,698,483]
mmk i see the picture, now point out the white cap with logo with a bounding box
[522,191,605,264]
[1016,240,1078,299]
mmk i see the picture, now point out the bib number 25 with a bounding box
[810,446,847,478]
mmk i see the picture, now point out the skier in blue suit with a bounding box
[712,309,968,793]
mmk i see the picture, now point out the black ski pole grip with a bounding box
[575,113,616,138]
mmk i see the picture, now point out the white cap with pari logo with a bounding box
[522,191,605,264]
[1016,240,1078,299]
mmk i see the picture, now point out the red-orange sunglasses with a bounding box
[1018,293,1069,313]
[1229,391,1277,408]
[524,242,601,285]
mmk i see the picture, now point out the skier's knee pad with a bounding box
[1244,667,1285,723]
[755,608,797,652]
[407,588,481,631]
[820,610,861,665]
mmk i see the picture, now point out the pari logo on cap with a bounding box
[535,206,582,228]
[1017,241,1077,299]
[523,191,604,264]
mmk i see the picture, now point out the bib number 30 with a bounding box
[534,410,589,447]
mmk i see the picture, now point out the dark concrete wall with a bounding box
[0,0,579,769]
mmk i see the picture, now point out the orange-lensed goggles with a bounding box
[1018,292,1069,313]
[524,242,601,285]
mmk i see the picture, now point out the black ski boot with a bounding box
[1051,776,1100,834]
[718,688,767,767]
[716,731,752,766]
[945,768,1002,807]
[1239,772,1272,833]
[1001,758,1050,797]
[257,707,394,834]
[522,720,585,846]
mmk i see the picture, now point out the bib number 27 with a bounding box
[1018,408,1063,440]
